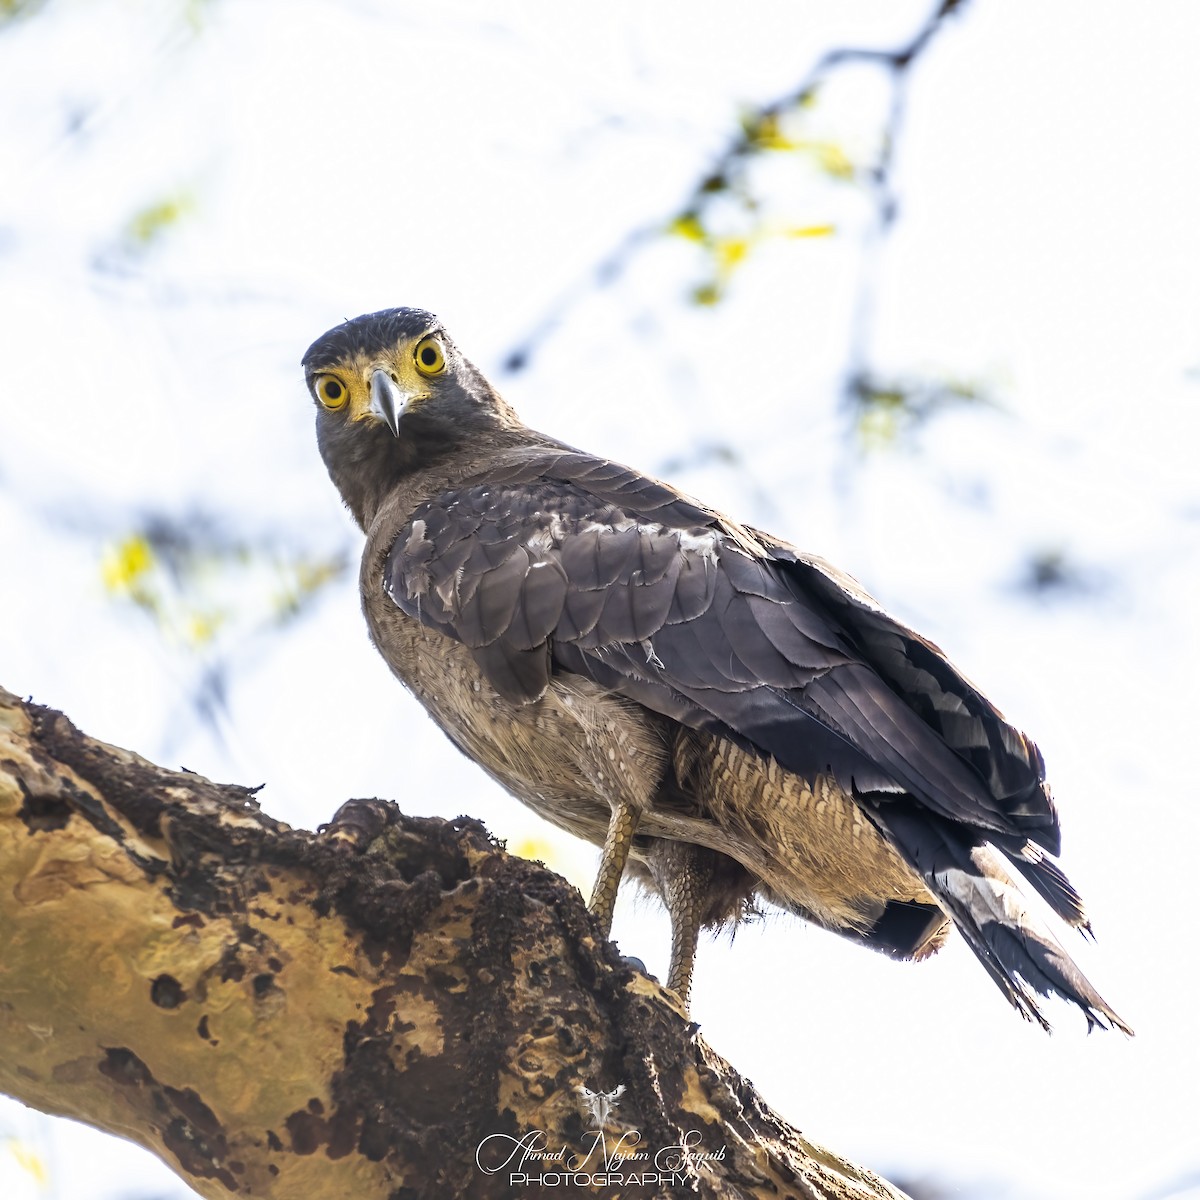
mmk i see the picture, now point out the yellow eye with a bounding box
[315,374,347,409]
[414,336,446,376]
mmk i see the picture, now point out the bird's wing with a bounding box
[383,450,1127,1031]
[383,450,1047,849]
[753,531,1062,853]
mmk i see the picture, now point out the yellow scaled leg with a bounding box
[653,842,717,1010]
[588,798,640,936]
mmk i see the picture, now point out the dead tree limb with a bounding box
[0,686,909,1199]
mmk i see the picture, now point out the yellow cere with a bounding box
[311,334,442,423]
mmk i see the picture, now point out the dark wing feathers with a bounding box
[559,578,607,641]
[384,453,1056,851]
[472,639,551,704]
[381,449,1119,1028]
[799,665,1014,833]
[875,806,1129,1033]
[462,542,531,645]
[1007,842,1091,930]
[758,532,1061,853]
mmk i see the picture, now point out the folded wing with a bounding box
[382,448,1128,1031]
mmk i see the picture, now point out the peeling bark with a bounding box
[0,686,909,1200]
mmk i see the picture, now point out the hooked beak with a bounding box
[369,369,409,438]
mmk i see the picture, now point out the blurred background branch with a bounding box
[504,0,989,459]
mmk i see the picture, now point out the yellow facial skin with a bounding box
[310,333,448,423]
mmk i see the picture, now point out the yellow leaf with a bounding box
[183,611,223,648]
[101,535,154,594]
[0,0,47,22]
[758,133,797,152]
[294,558,340,594]
[813,141,855,179]
[857,406,899,451]
[745,111,796,151]
[667,213,706,243]
[782,223,836,239]
[7,1140,49,1187]
[713,236,749,276]
[126,191,195,246]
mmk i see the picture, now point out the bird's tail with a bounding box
[880,809,1133,1034]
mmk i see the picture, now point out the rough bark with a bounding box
[0,686,909,1200]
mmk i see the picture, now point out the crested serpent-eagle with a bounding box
[303,306,1130,1033]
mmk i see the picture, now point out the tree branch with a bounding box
[0,686,908,1199]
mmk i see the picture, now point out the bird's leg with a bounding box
[651,841,717,1010]
[588,797,640,936]
[665,890,703,1009]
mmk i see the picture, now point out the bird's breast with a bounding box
[361,575,669,847]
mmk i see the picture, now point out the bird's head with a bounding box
[302,307,521,528]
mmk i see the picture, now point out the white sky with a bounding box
[1,2,1199,1198]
